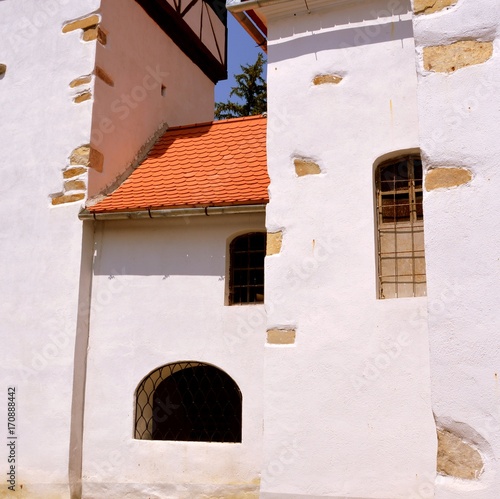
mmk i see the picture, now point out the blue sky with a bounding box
[215,14,265,104]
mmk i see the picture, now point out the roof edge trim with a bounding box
[226,0,286,13]
[79,204,267,221]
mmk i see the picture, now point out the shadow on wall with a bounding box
[269,0,414,63]
[93,217,231,277]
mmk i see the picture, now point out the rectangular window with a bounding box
[229,232,265,305]
[376,155,426,299]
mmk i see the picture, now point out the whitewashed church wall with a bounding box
[88,0,216,198]
[82,213,265,498]
[261,0,436,497]
[0,0,100,497]
[412,0,500,496]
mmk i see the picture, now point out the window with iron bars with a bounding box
[135,362,242,443]
[228,232,265,305]
[375,154,426,299]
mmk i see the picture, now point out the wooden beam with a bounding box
[135,0,227,83]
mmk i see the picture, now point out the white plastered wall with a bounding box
[261,0,436,497]
[0,0,100,496]
[88,0,216,197]
[412,0,500,497]
[82,214,265,498]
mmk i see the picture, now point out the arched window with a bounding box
[375,154,426,299]
[228,232,265,305]
[135,362,242,443]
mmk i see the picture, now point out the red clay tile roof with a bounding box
[88,115,268,213]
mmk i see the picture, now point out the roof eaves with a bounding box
[79,203,267,221]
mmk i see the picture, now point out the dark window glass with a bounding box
[135,362,242,443]
[229,233,265,305]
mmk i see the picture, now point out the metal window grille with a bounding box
[135,361,242,443]
[229,232,265,305]
[376,155,426,299]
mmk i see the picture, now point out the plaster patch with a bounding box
[69,75,92,88]
[437,429,484,480]
[95,66,114,87]
[414,0,456,15]
[313,74,343,85]
[266,231,283,256]
[423,41,493,73]
[51,193,85,206]
[74,91,92,104]
[425,167,472,190]
[267,328,296,344]
[294,158,321,177]
[62,14,100,33]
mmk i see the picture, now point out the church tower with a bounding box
[0,1,227,497]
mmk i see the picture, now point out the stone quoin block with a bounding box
[63,167,87,179]
[69,75,92,88]
[82,26,99,42]
[70,145,91,166]
[424,41,493,73]
[267,328,296,345]
[414,0,456,15]
[266,231,283,256]
[97,27,107,46]
[425,167,472,190]
[95,66,114,87]
[90,148,104,173]
[313,74,343,85]
[294,158,321,177]
[437,429,484,480]
[74,91,92,104]
[62,14,100,33]
[51,193,85,206]
[64,180,86,192]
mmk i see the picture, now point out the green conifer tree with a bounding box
[215,53,267,120]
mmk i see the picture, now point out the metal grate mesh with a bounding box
[135,362,242,443]
[376,155,427,299]
[229,232,265,305]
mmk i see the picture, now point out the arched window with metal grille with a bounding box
[375,154,427,299]
[135,362,242,443]
[228,232,266,305]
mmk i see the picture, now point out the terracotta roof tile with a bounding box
[88,115,268,213]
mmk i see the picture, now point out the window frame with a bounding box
[227,231,266,306]
[375,154,426,299]
[134,361,242,443]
